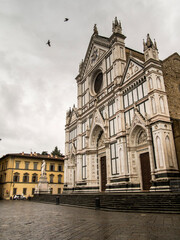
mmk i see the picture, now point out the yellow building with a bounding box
[0,152,64,199]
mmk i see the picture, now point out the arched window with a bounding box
[149,77,153,89]
[32,173,38,183]
[13,172,20,183]
[23,173,29,183]
[151,97,156,114]
[156,136,163,167]
[160,97,165,113]
[165,136,173,167]
[157,76,162,89]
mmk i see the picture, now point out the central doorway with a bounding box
[100,156,107,192]
[140,152,151,191]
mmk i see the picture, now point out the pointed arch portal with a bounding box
[90,124,107,192]
[130,124,152,191]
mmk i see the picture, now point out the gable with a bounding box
[69,110,77,125]
[89,109,105,136]
[80,35,110,77]
[122,58,144,84]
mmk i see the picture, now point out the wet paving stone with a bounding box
[0,200,180,240]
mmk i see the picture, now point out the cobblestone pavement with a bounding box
[0,200,180,240]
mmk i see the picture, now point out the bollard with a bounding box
[56,197,60,205]
[95,197,100,209]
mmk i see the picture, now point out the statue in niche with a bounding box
[138,130,147,145]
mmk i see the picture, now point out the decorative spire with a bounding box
[143,33,158,51]
[143,39,146,51]
[154,39,158,50]
[112,17,122,34]
[143,33,159,61]
[93,24,98,35]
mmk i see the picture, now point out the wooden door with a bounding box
[140,152,151,191]
[100,156,107,192]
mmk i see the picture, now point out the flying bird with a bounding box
[64,18,69,22]
[46,40,51,47]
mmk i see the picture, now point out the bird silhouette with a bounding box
[46,40,51,47]
[64,18,69,22]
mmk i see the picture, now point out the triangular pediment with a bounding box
[89,109,105,136]
[68,109,78,125]
[122,58,144,85]
[81,35,110,77]
[129,107,147,134]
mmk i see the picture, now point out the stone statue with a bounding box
[41,160,46,176]
[93,24,98,35]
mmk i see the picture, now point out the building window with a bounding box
[58,165,62,172]
[133,88,138,102]
[69,128,77,140]
[94,72,103,94]
[50,164,54,171]
[110,143,118,175]
[34,162,38,170]
[123,81,148,109]
[25,162,29,170]
[82,121,87,133]
[107,69,113,85]
[50,174,54,183]
[106,53,112,69]
[123,94,128,108]
[23,173,29,183]
[13,188,17,195]
[58,188,61,194]
[15,161,20,169]
[108,100,115,117]
[151,97,156,114]
[157,76,161,89]
[23,188,27,195]
[13,173,20,183]
[82,135,86,149]
[138,85,143,99]
[109,118,116,136]
[160,97,165,113]
[149,77,153,89]
[32,188,35,195]
[82,155,87,179]
[128,91,133,105]
[32,173,38,183]
[58,174,62,183]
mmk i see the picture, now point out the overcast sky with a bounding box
[0,0,179,157]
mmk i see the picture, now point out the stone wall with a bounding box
[162,52,180,167]
[162,52,180,119]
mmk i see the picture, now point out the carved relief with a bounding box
[90,46,99,66]
[138,130,147,145]
[124,61,142,82]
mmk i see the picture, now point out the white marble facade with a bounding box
[64,18,180,193]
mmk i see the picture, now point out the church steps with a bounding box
[33,192,180,213]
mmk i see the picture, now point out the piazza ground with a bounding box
[0,200,180,240]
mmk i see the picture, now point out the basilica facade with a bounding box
[64,18,180,193]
